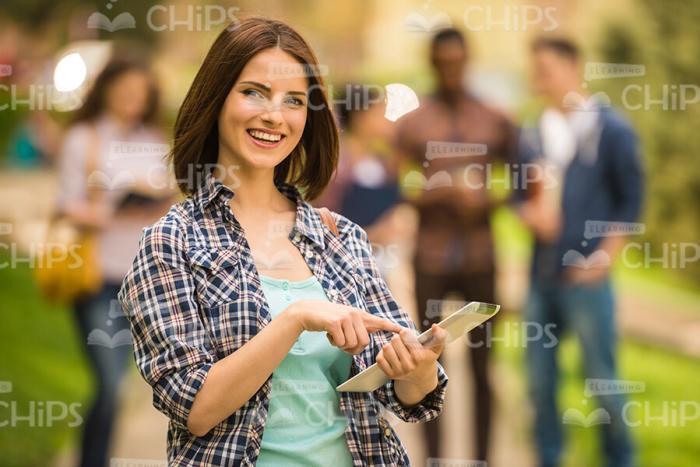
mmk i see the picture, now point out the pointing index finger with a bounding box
[362,313,403,333]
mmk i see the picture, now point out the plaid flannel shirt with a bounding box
[118,171,448,466]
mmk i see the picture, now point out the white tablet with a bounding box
[336,301,500,392]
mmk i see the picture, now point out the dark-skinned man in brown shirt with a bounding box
[394,28,517,463]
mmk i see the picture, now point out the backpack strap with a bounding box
[317,207,339,237]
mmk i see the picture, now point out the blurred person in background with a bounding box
[394,28,517,463]
[56,58,173,467]
[517,37,644,467]
[315,84,400,275]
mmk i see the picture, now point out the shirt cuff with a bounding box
[152,362,213,431]
[382,365,448,423]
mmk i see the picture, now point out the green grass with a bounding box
[496,318,700,467]
[0,253,91,467]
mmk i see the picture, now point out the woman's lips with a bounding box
[246,129,285,149]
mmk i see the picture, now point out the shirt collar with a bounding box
[195,169,235,211]
[193,169,326,250]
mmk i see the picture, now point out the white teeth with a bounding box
[249,130,281,142]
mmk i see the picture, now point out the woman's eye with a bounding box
[285,96,305,107]
[242,89,264,99]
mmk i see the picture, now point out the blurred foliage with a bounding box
[0,251,91,467]
[1,0,66,28]
[2,0,160,44]
[591,0,700,284]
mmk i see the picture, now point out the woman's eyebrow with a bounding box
[238,80,306,97]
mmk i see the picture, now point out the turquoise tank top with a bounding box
[256,274,354,467]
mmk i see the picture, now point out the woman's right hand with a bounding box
[287,300,404,355]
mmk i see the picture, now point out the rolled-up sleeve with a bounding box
[349,223,448,423]
[118,217,215,431]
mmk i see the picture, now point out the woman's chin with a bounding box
[242,152,287,170]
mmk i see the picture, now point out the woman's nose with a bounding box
[260,103,284,126]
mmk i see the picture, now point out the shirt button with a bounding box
[384,428,391,438]
[282,281,289,291]
[284,294,292,302]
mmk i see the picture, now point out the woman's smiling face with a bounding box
[218,47,309,172]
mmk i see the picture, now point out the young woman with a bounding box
[119,17,448,466]
[57,58,173,467]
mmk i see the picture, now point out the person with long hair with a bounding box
[119,17,448,466]
[57,58,173,466]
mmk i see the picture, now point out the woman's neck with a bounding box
[219,161,291,217]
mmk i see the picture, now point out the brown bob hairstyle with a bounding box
[171,17,339,201]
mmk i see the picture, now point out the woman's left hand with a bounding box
[376,324,447,390]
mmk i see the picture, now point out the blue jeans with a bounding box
[524,279,634,467]
[74,282,132,467]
